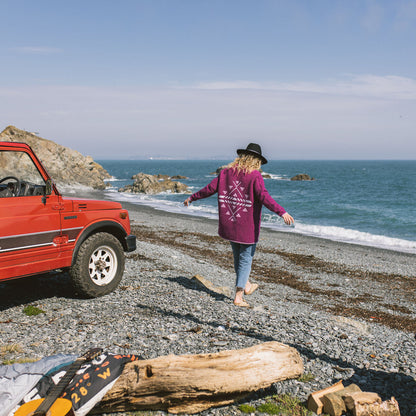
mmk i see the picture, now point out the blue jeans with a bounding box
[230,242,257,289]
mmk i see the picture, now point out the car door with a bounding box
[0,148,63,280]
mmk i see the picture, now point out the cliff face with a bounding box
[0,126,110,190]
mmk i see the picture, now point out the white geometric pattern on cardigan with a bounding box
[218,180,252,222]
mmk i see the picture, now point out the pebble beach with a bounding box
[1,194,416,415]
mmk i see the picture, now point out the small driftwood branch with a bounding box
[92,341,303,414]
[322,384,362,416]
[307,380,345,414]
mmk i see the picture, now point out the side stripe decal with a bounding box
[0,227,82,253]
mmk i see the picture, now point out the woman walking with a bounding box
[184,143,294,307]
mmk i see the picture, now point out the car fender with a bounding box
[71,220,128,265]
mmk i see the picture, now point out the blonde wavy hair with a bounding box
[227,153,262,174]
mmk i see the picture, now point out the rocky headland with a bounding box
[0,126,110,189]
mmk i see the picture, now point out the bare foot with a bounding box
[244,283,258,295]
[233,299,250,307]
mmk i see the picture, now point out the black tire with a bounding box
[70,232,125,298]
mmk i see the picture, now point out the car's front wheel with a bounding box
[70,232,125,298]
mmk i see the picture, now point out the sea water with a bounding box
[98,160,416,254]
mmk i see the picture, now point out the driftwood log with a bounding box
[344,392,382,412]
[92,341,303,414]
[344,393,400,416]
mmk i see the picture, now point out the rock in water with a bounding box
[0,125,110,189]
[291,173,314,181]
[119,172,189,194]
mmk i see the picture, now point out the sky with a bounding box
[0,0,415,160]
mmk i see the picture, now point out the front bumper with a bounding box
[125,234,137,252]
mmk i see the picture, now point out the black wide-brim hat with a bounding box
[237,142,268,165]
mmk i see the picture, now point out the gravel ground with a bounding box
[1,198,415,416]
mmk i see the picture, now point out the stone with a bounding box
[291,173,314,181]
[119,172,189,194]
[191,274,232,297]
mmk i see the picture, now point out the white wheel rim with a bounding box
[88,245,118,286]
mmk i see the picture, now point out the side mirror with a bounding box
[42,179,53,204]
[45,179,52,195]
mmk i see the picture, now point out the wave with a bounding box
[106,177,125,182]
[264,173,289,180]
[107,189,416,255]
[105,189,218,218]
[264,221,416,254]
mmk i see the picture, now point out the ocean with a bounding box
[97,160,416,254]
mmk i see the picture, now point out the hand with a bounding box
[184,198,191,207]
[282,212,294,225]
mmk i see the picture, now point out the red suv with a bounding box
[0,141,136,297]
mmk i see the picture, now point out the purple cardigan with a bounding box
[189,168,286,244]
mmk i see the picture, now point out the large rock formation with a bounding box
[0,126,110,189]
[119,172,189,194]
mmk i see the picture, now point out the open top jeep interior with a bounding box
[0,150,47,197]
